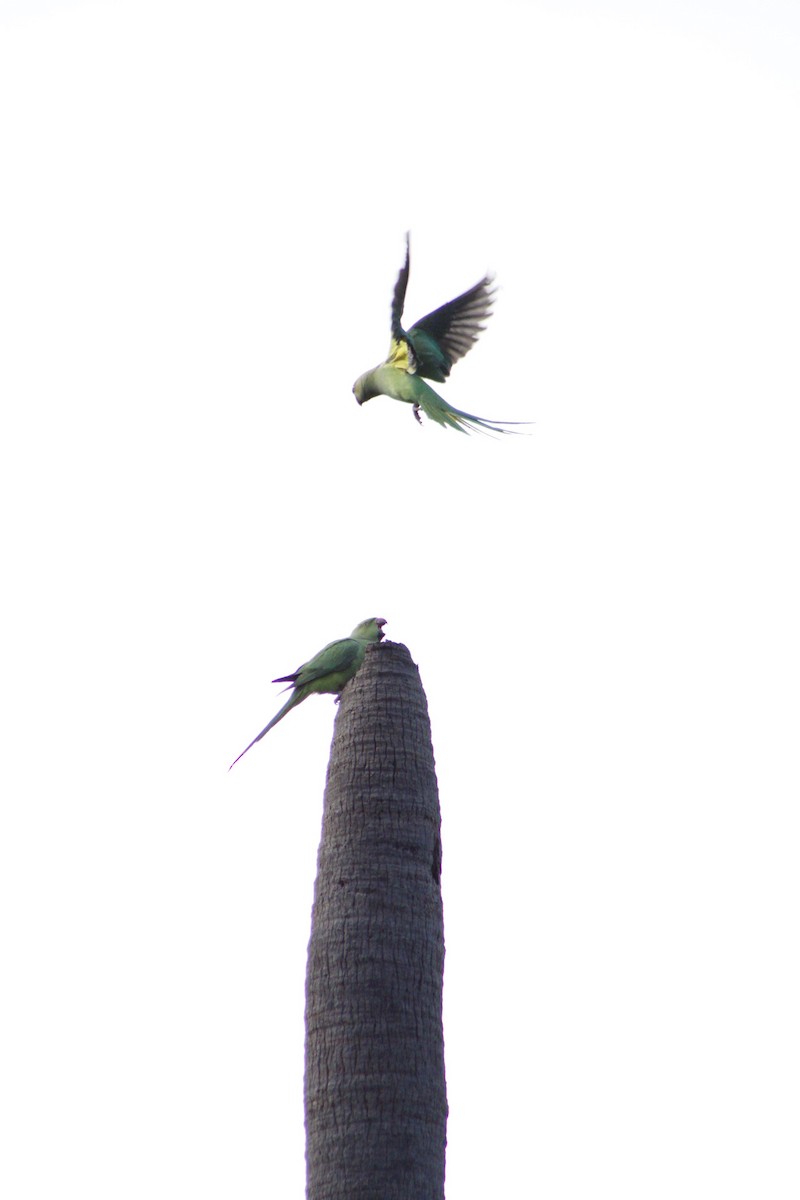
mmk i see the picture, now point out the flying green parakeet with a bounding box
[353,234,522,434]
[229,617,387,769]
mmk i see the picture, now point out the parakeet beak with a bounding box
[376,619,387,641]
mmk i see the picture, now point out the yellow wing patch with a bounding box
[386,336,417,374]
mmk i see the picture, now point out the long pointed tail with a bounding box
[417,382,528,435]
[229,689,305,769]
[447,409,529,435]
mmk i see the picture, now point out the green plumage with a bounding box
[353,233,524,434]
[229,618,386,769]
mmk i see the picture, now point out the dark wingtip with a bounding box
[391,235,412,337]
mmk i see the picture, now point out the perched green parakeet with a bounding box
[229,618,387,769]
[353,234,522,434]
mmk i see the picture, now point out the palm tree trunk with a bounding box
[304,639,446,1200]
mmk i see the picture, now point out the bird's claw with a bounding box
[413,404,422,425]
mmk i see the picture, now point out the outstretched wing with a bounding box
[407,274,495,383]
[385,233,418,374]
[390,233,411,344]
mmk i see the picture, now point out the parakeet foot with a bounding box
[413,404,422,424]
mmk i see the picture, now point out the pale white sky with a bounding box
[2,1,799,1196]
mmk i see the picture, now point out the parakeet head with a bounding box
[352,617,387,642]
[353,373,379,405]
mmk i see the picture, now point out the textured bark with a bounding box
[305,640,446,1200]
